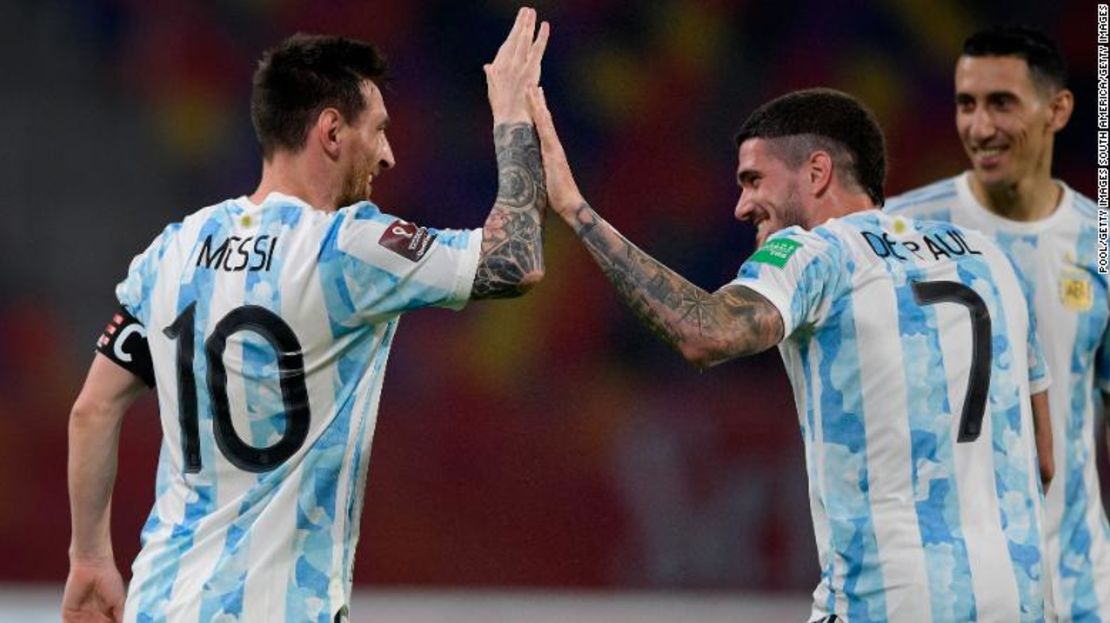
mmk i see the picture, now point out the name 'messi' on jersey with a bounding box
[195,233,279,272]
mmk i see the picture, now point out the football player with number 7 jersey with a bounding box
[527,83,1057,621]
[63,8,550,623]
[885,26,1110,621]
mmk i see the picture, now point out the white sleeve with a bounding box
[335,203,482,322]
[728,226,848,339]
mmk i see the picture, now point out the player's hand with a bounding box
[526,85,586,221]
[485,7,549,125]
[62,558,126,623]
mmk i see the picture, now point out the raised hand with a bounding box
[485,7,549,125]
[526,85,585,221]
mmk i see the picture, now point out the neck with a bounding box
[967,170,1061,222]
[250,151,342,212]
[807,189,876,229]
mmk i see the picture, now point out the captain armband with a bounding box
[95,306,156,388]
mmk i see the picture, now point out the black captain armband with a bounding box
[96,306,156,388]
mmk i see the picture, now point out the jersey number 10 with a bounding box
[165,302,310,473]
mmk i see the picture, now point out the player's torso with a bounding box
[796,212,1045,622]
[128,197,392,622]
[886,174,1109,404]
[886,174,1110,621]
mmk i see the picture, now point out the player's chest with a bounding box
[1026,240,1109,354]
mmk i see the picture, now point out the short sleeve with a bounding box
[729,226,849,339]
[1026,307,1051,395]
[1000,246,1050,394]
[332,203,482,322]
[115,223,181,327]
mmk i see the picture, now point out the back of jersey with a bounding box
[733,210,1049,623]
[115,192,480,622]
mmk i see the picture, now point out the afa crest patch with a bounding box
[1059,271,1093,312]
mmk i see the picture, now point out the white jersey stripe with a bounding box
[853,259,932,622]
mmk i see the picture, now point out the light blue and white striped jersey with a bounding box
[115,192,481,622]
[887,172,1110,622]
[733,210,1052,622]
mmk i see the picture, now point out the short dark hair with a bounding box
[962,25,1067,92]
[735,88,887,206]
[251,34,388,159]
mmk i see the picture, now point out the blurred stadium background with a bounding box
[0,0,1099,620]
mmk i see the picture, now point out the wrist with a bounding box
[69,543,114,564]
[557,198,585,225]
[492,113,533,126]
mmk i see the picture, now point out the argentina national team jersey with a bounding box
[115,192,481,622]
[733,210,1051,622]
[887,173,1110,622]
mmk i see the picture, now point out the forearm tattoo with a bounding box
[472,123,547,299]
[572,202,783,362]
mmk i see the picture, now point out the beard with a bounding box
[754,182,808,245]
[758,183,807,245]
[338,158,375,207]
[779,182,807,230]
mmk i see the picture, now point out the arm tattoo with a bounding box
[472,123,547,299]
[572,202,783,364]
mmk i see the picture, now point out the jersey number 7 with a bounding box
[165,302,310,473]
[911,280,992,443]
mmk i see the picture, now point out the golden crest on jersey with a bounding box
[1059,265,1094,312]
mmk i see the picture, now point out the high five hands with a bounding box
[486,7,549,125]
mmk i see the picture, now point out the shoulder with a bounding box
[338,200,389,224]
[763,224,844,261]
[1066,184,1098,220]
[744,224,853,282]
[884,175,963,217]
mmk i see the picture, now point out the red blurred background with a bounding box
[0,0,1099,592]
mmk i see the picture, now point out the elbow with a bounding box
[69,395,123,429]
[678,340,727,371]
[678,334,774,370]
[495,267,544,298]
[1039,454,1055,491]
[515,267,545,293]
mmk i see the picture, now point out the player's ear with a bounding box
[807,150,834,197]
[1047,88,1074,133]
[315,108,344,160]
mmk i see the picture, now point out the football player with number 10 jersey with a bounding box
[64,9,550,623]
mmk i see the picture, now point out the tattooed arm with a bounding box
[471,8,549,299]
[568,201,783,367]
[525,87,782,367]
[472,123,547,299]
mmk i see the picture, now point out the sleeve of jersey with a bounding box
[1025,310,1051,395]
[1007,250,1051,394]
[114,222,181,326]
[727,227,847,339]
[336,205,483,320]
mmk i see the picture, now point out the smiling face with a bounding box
[954,55,1056,191]
[733,138,809,248]
[337,81,395,205]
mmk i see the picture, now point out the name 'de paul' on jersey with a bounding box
[196,234,279,272]
[861,226,982,263]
